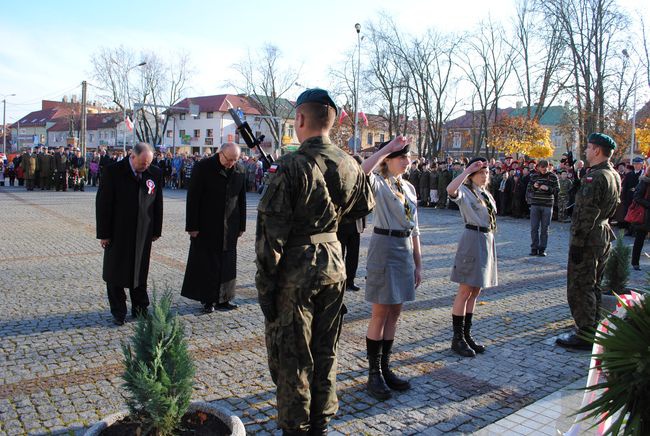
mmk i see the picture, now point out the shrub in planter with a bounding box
[603,230,631,295]
[577,296,650,435]
[122,291,194,435]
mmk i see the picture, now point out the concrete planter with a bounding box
[84,401,246,436]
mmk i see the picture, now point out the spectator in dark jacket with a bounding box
[526,160,559,256]
[631,168,650,270]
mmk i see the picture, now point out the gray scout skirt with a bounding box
[450,228,498,288]
[365,232,416,304]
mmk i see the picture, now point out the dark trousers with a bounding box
[25,178,35,190]
[106,283,150,320]
[337,223,360,286]
[631,229,647,266]
[530,205,552,250]
[55,172,67,191]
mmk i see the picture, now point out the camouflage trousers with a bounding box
[265,282,346,433]
[558,195,569,222]
[566,244,610,330]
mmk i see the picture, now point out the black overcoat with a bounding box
[96,158,164,288]
[181,155,246,302]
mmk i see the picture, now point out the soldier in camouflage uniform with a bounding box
[556,133,620,350]
[557,170,572,222]
[256,88,374,435]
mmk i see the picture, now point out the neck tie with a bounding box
[394,179,413,222]
[480,191,497,232]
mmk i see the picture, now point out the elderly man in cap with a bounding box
[256,88,374,435]
[556,133,620,350]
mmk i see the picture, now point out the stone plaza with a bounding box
[1,185,643,435]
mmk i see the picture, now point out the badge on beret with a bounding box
[146,179,155,194]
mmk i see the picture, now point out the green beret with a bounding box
[296,88,337,113]
[588,133,617,150]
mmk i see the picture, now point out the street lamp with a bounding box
[622,49,637,162]
[353,23,361,155]
[2,93,16,155]
[117,61,146,151]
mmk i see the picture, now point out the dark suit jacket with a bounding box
[96,158,164,288]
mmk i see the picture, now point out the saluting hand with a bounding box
[384,136,410,154]
[465,160,486,175]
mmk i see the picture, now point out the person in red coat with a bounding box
[96,142,164,326]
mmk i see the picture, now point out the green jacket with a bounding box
[570,161,620,247]
[255,136,374,298]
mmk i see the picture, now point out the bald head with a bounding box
[219,142,241,169]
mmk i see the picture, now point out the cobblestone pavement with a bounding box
[1,185,646,435]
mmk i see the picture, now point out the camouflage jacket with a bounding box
[255,136,374,298]
[570,161,620,247]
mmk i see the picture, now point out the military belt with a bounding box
[285,232,339,247]
[374,227,412,238]
[465,224,491,233]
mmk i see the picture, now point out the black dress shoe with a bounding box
[632,264,641,271]
[347,283,361,291]
[113,317,125,326]
[537,251,547,257]
[529,249,538,256]
[556,332,592,350]
[202,303,215,314]
[216,301,238,311]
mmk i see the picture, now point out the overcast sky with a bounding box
[1,0,648,123]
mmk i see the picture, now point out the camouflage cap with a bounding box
[296,88,337,113]
[588,132,617,150]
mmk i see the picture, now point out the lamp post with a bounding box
[353,23,361,155]
[2,93,16,155]
[622,49,636,162]
[118,61,146,151]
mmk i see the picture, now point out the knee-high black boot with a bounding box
[381,339,411,391]
[451,315,476,357]
[366,337,391,400]
[463,313,486,353]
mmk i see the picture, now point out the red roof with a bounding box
[12,108,61,128]
[47,112,122,132]
[170,94,262,115]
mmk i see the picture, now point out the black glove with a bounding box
[258,293,277,323]
[570,245,583,264]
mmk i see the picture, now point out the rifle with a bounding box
[226,103,274,170]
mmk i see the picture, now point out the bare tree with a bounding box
[458,18,516,157]
[91,46,191,147]
[511,0,570,120]
[231,44,300,153]
[540,0,629,155]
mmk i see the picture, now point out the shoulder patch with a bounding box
[585,176,593,183]
[268,163,279,173]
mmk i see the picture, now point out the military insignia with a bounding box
[146,179,155,194]
[269,164,279,173]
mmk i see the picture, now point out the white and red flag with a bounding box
[125,116,134,132]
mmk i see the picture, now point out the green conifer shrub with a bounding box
[122,291,194,435]
[604,231,631,294]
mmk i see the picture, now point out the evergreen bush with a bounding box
[122,291,194,435]
[604,230,631,294]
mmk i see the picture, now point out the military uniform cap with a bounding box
[632,157,644,163]
[588,133,617,150]
[377,140,409,159]
[296,88,337,113]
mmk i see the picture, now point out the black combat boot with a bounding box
[451,315,476,357]
[366,337,391,400]
[380,339,411,391]
[463,313,486,354]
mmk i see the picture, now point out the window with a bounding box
[453,132,461,149]
[166,130,172,138]
[235,132,240,144]
[206,129,213,138]
[207,112,214,119]
[379,134,385,143]
[179,129,186,138]
[367,132,373,145]
[287,125,294,138]
[180,113,186,120]
[193,129,200,138]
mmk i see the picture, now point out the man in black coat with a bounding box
[96,142,163,325]
[181,142,246,313]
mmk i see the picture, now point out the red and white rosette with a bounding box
[146,179,155,195]
[564,291,645,436]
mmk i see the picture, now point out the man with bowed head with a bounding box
[556,133,620,350]
[256,88,374,435]
[96,142,164,326]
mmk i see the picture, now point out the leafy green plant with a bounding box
[604,231,631,294]
[578,297,650,435]
[122,291,194,435]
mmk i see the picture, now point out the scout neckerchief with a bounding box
[387,176,413,222]
[468,184,497,232]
